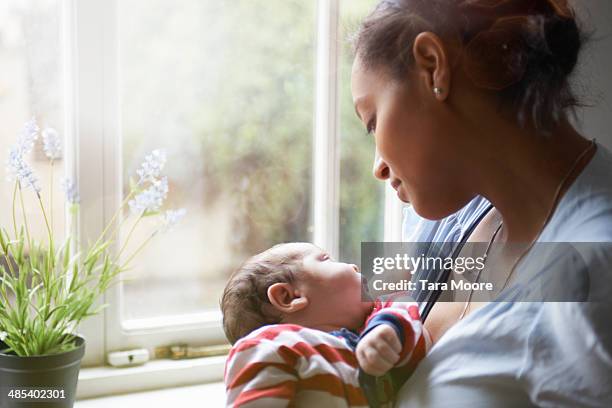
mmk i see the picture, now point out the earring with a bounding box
[433,87,443,96]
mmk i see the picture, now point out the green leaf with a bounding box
[28,283,44,301]
[0,227,9,254]
[0,274,17,295]
[16,228,25,264]
[61,237,72,270]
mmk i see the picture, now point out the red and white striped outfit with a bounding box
[224,298,429,407]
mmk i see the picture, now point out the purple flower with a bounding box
[128,177,168,215]
[136,149,167,186]
[159,208,186,232]
[42,128,62,160]
[6,145,41,193]
[61,178,80,204]
[17,117,40,155]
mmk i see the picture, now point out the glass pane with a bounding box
[339,0,383,265]
[118,0,316,319]
[0,0,65,244]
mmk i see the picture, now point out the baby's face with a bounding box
[286,243,374,331]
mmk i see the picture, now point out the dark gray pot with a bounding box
[0,336,85,408]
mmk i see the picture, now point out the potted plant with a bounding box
[0,118,185,408]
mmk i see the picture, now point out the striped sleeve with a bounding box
[224,324,369,408]
[360,294,431,368]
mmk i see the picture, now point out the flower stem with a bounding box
[38,194,55,271]
[50,160,54,232]
[12,181,18,239]
[18,183,31,248]
[120,231,157,269]
[91,190,134,250]
[37,194,53,246]
[115,212,143,262]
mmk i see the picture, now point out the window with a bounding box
[115,0,386,324]
[117,0,317,320]
[0,0,66,245]
[37,0,401,382]
[0,0,404,395]
[339,0,383,264]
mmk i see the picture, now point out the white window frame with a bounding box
[69,0,404,398]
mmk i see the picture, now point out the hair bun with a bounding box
[544,14,581,77]
[463,16,529,90]
[544,0,573,19]
[462,5,582,92]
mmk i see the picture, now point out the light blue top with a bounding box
[402,195,493,319]
[397,142,612,407]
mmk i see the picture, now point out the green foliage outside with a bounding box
[120,0,381,274]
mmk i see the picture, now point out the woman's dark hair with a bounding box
[353,0,591,132]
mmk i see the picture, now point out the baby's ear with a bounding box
[267,283,309,314]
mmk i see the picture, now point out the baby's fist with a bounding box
[356,324,401,376]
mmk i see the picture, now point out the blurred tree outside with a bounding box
[119,0,381,317]
[339,0,383,265]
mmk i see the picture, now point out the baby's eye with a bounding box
[320,253,330,261]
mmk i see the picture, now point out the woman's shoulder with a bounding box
[542,142,612,242]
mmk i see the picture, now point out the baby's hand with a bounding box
[356,324,401,376]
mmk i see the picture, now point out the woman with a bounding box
[351,0,612,406]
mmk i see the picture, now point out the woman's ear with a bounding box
[267,283,309,314]
[412,31,451,101]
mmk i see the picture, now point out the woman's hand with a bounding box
[356,324,402,376]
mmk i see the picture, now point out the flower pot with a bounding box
[0,335,85,408]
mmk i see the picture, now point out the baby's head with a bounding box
[221,242,374,344]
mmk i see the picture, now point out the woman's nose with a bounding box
[373,152,390,181]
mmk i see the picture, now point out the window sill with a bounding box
[76,355,226,400]
[76,382,226,407]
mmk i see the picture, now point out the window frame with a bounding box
[71,0,404,396]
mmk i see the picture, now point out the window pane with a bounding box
[339,0,383,265]
[118,1,316,319]
[0,0,65,243]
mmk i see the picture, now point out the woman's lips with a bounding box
[391,178,410,203]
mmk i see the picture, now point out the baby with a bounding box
[221,242,431,408]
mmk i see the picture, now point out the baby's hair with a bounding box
[220,243,305,344]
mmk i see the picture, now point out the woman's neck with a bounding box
[471,118,595,243]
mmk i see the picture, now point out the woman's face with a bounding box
[351,55,475,220]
